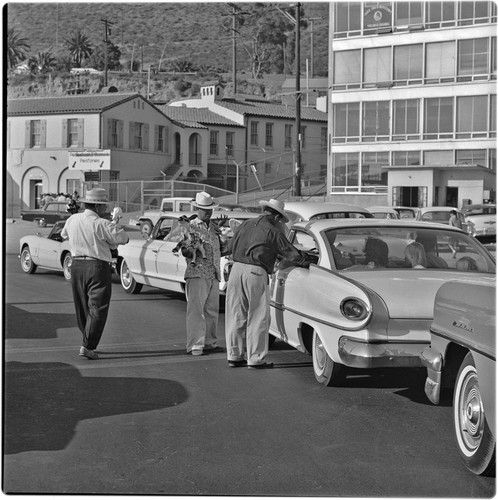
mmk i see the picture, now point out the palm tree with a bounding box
[171,58,196,73]
[62,29,93,68]
[7,28,31,69]
[29,51,57,74]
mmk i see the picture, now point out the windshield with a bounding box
[323,226,495,273]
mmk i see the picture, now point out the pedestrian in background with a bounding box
[180,191,226,356]
[61,188,129,360]
[225,198,309,369]
[448,209,462,258]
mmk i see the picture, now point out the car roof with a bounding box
[283,202,371,218]
[367,206,398,212]
[418,206,461,213]
[292,218,465,233]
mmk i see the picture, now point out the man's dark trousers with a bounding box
[70,260,112,350]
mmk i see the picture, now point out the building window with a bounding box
[394,44,423,84]
[362,101,390,141]
[457,96,488,138]
[489,149,496,170]
[364,47,391,86]
[424,97,454,140]
[361,152,389,186]
[491,94,496,136]
[210,130,219,156]
[265,123,274,148]
[333,50,361,89]
[333,102,360,142]
[226,132,234,157]
[157,126,165,152]
[393,99,420,140]
[423,150,454,165]
[426,1,456,28]
[110,119,119,148]
[458,1,490,25]
[458,38,489,78]
[334,2,361,37]
[133,122,144,150]
[68,118,79,147]
[333,152,359,188]
[321,127,327,151]
[426,41,455,83]
[456,149,487,167]
[250,122,259,146]
[30,120,41,147]
[284,124,293,148]
[394,1,423,28]
[265,162,272,175]
[392,151,421,166]
[300,126,307,149]
[492,37,497,76]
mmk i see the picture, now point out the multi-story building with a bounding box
[169,83,328,193]
[328,1,496,208]
[6,93,181,216]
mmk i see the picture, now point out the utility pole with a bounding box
[226,3,245,96]
[101,18,114,86]
[294,3,302,197]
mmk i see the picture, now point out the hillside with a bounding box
[7,2,329,76]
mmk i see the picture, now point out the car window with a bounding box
[310,212,369,220]
[178,203,192,212]
[161,202,174,211]
[45,203,63,212]
[324,226,495,273]
[421,211,450,223]
[155,219,178,240]
[290,230,317,253]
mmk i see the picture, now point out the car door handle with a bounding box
[152,249,158,253]
[278,278,285,286]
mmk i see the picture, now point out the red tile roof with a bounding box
[7,93,140,116]
[158,105,243,127]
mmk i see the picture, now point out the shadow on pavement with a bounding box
[4,361,189,455]
[5,304,76,340]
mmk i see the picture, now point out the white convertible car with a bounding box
[117,211,259,295]
[19,221,73,280]
[269,218,495,386]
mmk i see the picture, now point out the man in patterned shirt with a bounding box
[180,192,226,356]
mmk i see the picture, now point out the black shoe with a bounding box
[228,360,247,367]
[248,362,274,369]
[204,346,225,353]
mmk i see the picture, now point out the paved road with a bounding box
[3,226,496,497]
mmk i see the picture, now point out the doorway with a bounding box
[31,181,43,208]
[446,187,458,207]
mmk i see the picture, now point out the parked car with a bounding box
[282,202,373,224]
[366,206,399,219]
[268,218,495,386]
[392,206,420,219]
[117,211,259,295]
[420,278,495,476]
[416,206,470,233]
[462,204,496,243]
[19,221,73,280]
[20,201,79,227]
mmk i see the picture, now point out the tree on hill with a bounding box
[28,51,57,74]
[7,28,31,69]
[88,42,122,71]
[62,29,93,68]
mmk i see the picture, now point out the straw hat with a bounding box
[79,188,110,204]
[259,199,289,222]
[191,191,219,209]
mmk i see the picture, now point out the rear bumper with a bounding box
[338,336,429,369]
[419,346,443,404]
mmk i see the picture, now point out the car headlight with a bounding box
[340,297,369,321]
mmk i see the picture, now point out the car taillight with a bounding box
[340,297,369,321]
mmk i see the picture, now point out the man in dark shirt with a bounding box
[225,199,308,369]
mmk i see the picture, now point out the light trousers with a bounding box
[225,262,270,365]
[185,277,219,353]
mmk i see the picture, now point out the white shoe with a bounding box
[79,346,99,360]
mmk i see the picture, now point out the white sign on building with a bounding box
[69,150,111,170]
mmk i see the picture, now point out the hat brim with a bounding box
[259,200,289,222]
[191,202,219,209]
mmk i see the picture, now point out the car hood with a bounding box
[345,270,495,319]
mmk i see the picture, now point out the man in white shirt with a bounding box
[61,188,129,359]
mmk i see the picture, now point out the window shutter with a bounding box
[165,126,169,153]
[118,120,124,149]
[61,119,68,147]
[40,120,47,147]
[143,124,149,151]
[77,119,84,147]
[129,122,135,149]
[107,118,113,147]
[154,125,159,151]
[25,120,31,147]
